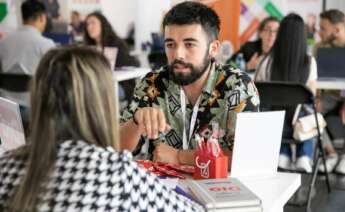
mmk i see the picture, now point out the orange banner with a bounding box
[201,0,241,51]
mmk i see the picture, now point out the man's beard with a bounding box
[169,53,211,86]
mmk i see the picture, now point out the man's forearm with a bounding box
[179,150,196,165]
[119,119,143,151]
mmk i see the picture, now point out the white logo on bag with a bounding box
[195,156,211,178]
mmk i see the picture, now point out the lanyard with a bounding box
[180,89,201,150]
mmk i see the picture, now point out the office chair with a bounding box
[0,73,32,133]
[148,51,167,70]
[0,73,31,92]
[255,81,331,212]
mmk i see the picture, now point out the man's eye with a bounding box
[185,43,195,48]
[165,43,174,48]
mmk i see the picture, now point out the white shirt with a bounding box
[255,55,318,85]
[0,25,55,74]
[0,25,55,106]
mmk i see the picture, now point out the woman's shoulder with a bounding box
[57,140,133,163]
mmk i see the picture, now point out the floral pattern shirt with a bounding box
[121,64,260,158]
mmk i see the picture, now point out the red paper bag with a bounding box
[193,133,228,179]
[193,154,228,179]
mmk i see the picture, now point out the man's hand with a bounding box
[152,143,179,164]
[134,107,171,139]
[246,53,259,71]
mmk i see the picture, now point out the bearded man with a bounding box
[120,1,260,166]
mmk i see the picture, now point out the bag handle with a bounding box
[195,156,211,169]
[292,104,302,126]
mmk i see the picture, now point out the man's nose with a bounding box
[174,45,186,60]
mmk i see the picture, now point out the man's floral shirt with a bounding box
[121,64,260,156]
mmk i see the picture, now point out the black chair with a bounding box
[255,81,331,212]
[148,51,167,70]
[0,73,31,92]
[0,73,32,132]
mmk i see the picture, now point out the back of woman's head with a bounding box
[84,11,120,47]
[270,13,310,83]
[9,46,118,211]
[31,46,118,147]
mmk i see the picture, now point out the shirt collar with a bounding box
[202,62,218,95]
[21,25,41,35]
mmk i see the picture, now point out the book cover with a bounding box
[187,178,262,210]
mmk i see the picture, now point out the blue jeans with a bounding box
[280,139,314,159]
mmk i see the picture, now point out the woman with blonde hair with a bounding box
[0,46,203,211]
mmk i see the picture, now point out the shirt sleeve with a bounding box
[223,70,260,150]
[120,72,156,124]
[119,157,205,212]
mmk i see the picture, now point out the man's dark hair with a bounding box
[258,16,280,33]
[21,0,46,22]
[320,9,345,25]
[162,1,220,42]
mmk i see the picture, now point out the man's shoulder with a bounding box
[1,29,55,48]
[216,63,252,83]
[142,66,169,82]
[313,41,332,56]
[213,64,255,94]
[35,34,55,48]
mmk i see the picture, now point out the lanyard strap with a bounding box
[181,89,201,150]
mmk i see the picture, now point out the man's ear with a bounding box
[208,40,220,58]
[334,23,344,34]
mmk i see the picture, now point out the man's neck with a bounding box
[182,63,213,105]
[24,22,42,33]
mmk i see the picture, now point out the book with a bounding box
[187,178,262,211]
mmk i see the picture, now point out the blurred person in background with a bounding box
[84,11,140,102]
[314,9,345,174]
[0,0,55,128]
[255,14,317,173]
[227,16,280,72]
[69,10,85,43]
[42,0,61,33]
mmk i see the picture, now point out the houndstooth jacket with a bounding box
[0,140,204,211]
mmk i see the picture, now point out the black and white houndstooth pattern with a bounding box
[0,140,204,211]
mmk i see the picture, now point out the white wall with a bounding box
[326,0,345,11]
[101,0,137,38]
[101,0,171,53]
[286,0,322,21]
[135,0,171,51]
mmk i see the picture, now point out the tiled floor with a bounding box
[284,171,345,212]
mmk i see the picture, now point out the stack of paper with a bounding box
[187,178,262,212]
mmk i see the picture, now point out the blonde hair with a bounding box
[9,46,119,211]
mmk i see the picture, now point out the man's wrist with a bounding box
[177,149,182,164]
[132,110,139,126]
[132,116,139,125]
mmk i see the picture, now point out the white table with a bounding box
[240,172,301,212]
[317,80,345,90]
[176,172,300,212]
[113,67,151,82]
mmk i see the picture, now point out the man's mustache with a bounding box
[171,60,193,69]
